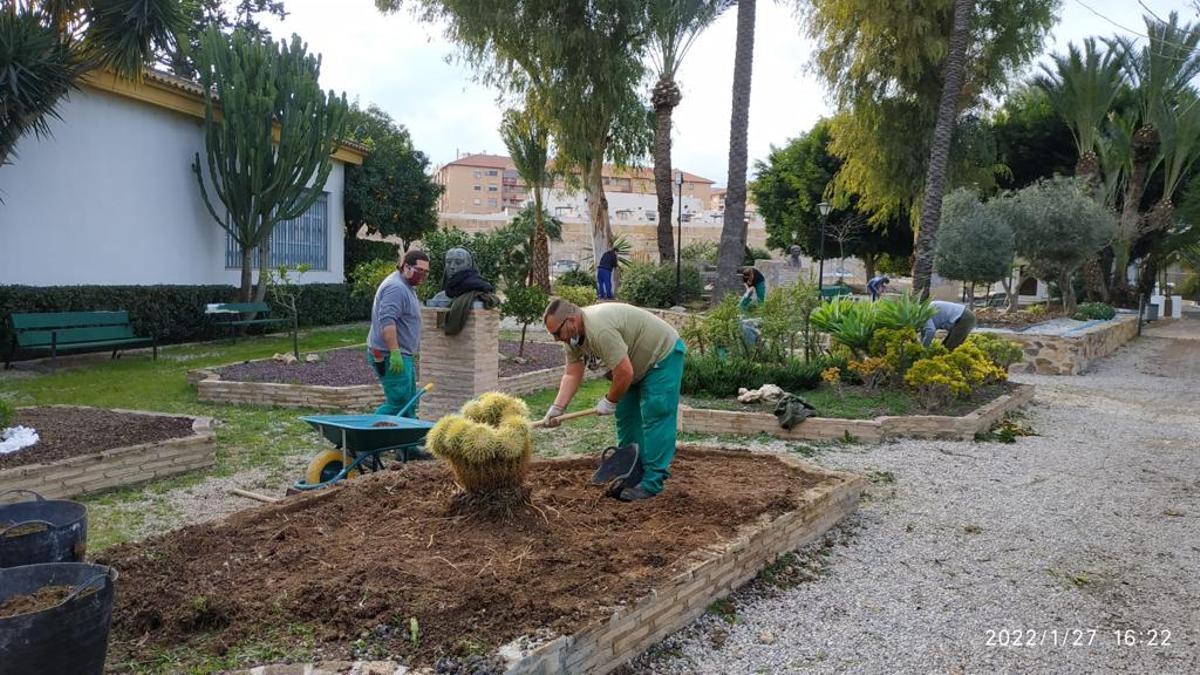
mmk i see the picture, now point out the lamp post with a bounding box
[817,201,832,294]
[675,170,684,306]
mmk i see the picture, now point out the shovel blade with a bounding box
[591,443,643,489]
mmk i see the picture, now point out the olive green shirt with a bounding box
[566,303,680,383]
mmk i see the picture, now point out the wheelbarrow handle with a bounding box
[395,382,434,418]
[531,409,597,429]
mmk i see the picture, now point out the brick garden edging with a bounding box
[679,383,1035,443]
[0,406,216,503]
[228,447,865,675]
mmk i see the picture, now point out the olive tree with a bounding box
[1001,176,1116,312]
[934,188,1014,303]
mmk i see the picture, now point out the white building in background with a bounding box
[0,70,366,287]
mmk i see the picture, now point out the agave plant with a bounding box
[875,292,936,332]
[426,392,533,515]
[810,297,878,356]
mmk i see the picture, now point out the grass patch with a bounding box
[525,379,614,458]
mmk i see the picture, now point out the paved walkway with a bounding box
[637,318,1200,674]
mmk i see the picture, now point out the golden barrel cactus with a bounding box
[427,392,533,500]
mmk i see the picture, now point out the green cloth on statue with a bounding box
[444,291,500,336]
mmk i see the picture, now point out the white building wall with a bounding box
[0,86,345,286]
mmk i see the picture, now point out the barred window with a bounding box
[225,193,329,271]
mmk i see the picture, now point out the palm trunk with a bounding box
[585,152,613,266]
[531,191,551,292]
[1112,125,1158,298]
[653,80,679,263]
[910,0,975,299]
[1076,151,1110,302]
[715,0,756,303]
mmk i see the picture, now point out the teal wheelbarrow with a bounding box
[294,383,435,490]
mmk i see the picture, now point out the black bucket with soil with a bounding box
[0,489,88,568]
[0,562,117,675]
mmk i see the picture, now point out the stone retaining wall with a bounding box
[1000,314,1139,376]
[232,447,865,675]
[679,384,1035,443]
[0,408,216,503]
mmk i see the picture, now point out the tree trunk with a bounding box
[1112,124,1158,297]
[531,191,551,292]
[585,152,613,267]
[1060,271,1077,314]
[254,242,271,303]
[862,253,877,285]
[715,0,756,303]
[910,0,975,299]
[239,247,255,302]
[519,323,528,357]
[653,78,680,263]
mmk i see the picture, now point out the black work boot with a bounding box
[617,486,655,502]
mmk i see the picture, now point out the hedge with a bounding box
[0,284,370,351]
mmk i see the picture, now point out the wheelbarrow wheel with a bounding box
[304,450,360,486]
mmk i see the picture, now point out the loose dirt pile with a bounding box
[99,448,830,670]
[0,585,73,618]
[0,407,195,471]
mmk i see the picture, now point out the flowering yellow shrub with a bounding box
[904,357,970,410]
[848,357,891,390]
[947,343,1007,386]
[965,333,1024,369]
[820,366,841,385]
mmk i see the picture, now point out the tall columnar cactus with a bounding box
[191,26,348,302]
[426,392,534,514]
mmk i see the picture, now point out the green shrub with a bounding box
[810,297,877,356]
[349,259,396,299]
[965,333,1024,369]
[743,245,773,265]
[344,231,399,273]
[617,262,702,309]
[682,353,832,398]
[0,284,370,351]
[553,285,597,308]
[501,285,550,355]
[875,292,936,331]
[1072,302,1116,321]
[555,268,594,288]
[681,240,717,265]
[0,398,13,429]
[868,327,929,380]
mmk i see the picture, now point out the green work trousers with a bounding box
[367,349,418,418]
[614,339,686,495]
[740,281,766,309]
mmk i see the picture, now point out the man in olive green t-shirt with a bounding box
[541,299,687,501]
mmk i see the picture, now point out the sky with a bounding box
[262,0,1194,187]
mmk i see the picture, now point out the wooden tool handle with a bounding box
[531,409,598,429]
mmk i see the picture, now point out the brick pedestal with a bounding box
[418,307,499,420]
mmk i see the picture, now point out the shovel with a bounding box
[590,443,643,497]
[530,409,597,429]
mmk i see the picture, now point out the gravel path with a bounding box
[636,319,1200,674]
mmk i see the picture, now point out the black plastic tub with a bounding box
[0,562,117,675]
[0,490,88,568]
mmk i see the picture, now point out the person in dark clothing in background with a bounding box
[597,248,618,300]
[867,274,890,301]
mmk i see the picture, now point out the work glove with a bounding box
[388,351,406,375]
[595,396,618,416]
[541,404,565,428]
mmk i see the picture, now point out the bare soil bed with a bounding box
[98,447,832,670]
[975,306,1066,329]
[0,407,195,471]
[212,341,564,386]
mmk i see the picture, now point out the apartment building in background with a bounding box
[436,153,715,215]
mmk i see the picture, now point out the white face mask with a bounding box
[569,335,582,348]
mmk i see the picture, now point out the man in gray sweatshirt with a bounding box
[367,249,429,417]
[921,300,976,350]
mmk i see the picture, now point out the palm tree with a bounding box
[1,1,187,166]
[500,100,557,292]
[910,0,975,299]
[1108,11,1200,297]
[1032,38,1127,182]
[647,0,732,263]
[715,0,755,302]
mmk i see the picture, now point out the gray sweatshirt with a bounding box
[367,271,421,354]
[921,301,966,346]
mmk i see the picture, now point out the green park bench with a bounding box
[205,302,291,342]
[820,285,854,300]
[5,311,157,369]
